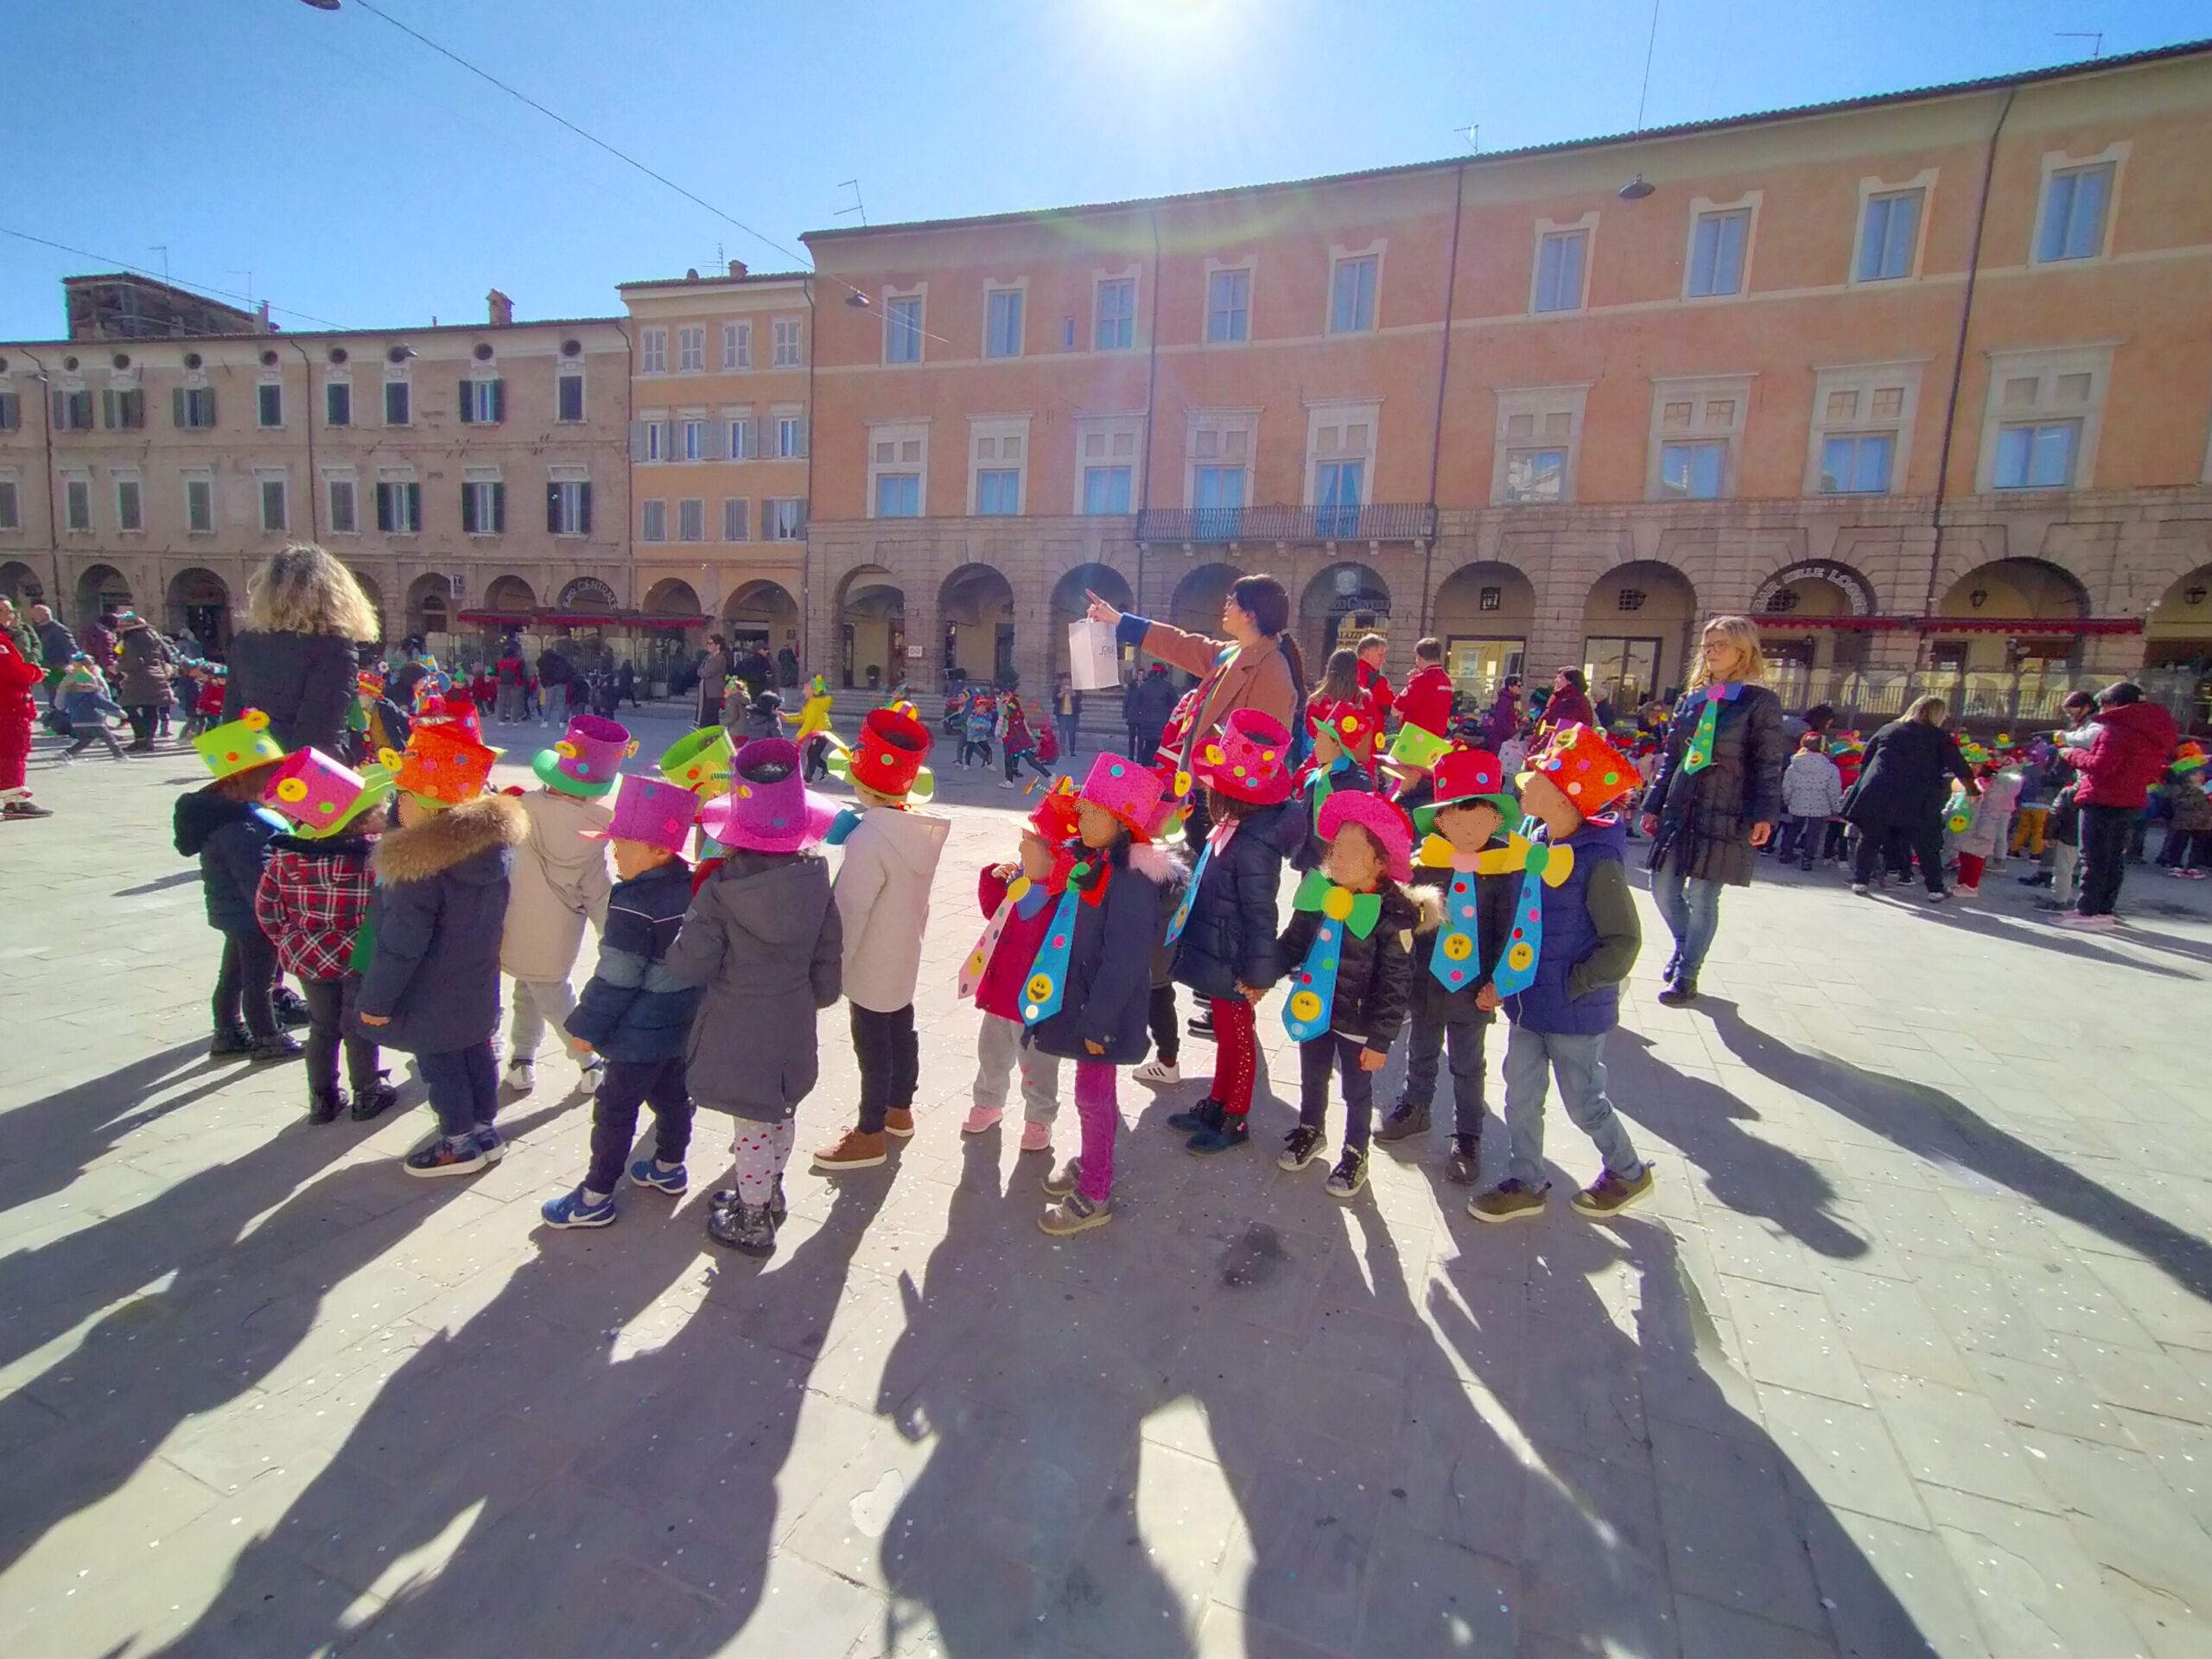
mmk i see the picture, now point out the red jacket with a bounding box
[0,635,38,740]
[1542,687,1596,733]
[972,864,1058,1023]
[1396,664,1454,737]
[1356,659,1395,724]
[2063,701,2182,810]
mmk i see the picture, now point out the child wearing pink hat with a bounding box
[1274,791,1423,1198]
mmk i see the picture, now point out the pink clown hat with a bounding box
[262,747,394,838]
[581,773,699,855]
[696,737,838,855]
[1318,790,1416,882]
[532,714,632,798]
[1076,751,1168,843]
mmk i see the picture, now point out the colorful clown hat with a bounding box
[582,772,699,855]
[1317,790,1415,883]
[696,738,838,855]
[193,709,284,780]
[395,719,499,806]
[262,747,393,838]
[840,704,935,801]
[1075,751,1167,843]
[357,671,386,699]
[1192,709,1294,805]
[1414,747,1517,834]
[533,714,632,799]
[2173,741,2207,774]
[1388,719,1452,774]
[1308,698,1376,760]
[1522,722,1639,817]
[660,726,734,795]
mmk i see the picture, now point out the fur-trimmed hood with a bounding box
[373,792,526,884]
[1403,884,1447,935]
[1126,840,1185,888]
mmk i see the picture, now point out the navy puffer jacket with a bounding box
[174,790,284,935]
[353,794,525,1054]
[1172,798,1304,1000]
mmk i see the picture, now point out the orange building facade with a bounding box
[799,42,2212,726]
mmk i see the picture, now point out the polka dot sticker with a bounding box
[1507,941,1535,970]
[1289,989,1324,1022]
[1443,933,1473,962]
[1027,973,1055,1003]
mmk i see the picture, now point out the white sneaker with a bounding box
[999,779,1015,790]
[504,1060,535,1092]
[1133,1058,1180,1086]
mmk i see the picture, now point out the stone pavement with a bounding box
[3,710,2212,1658]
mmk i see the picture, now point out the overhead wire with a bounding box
[0,225,353,331]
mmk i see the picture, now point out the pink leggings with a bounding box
[1210,995,1257,1116]
[1073,1061,1118,1203]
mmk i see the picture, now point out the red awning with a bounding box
[1760,615,1919,632]
[635,613,709,630]
[456,608,531,626]
[1919,616,2144,635]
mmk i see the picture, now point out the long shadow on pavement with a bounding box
[0,1040,242,1221]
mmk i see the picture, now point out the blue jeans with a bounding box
[1054,713,1080,760]
[417,1041,499,1141]
[1649,851,1723,980]
[1501,1024,1643,1191]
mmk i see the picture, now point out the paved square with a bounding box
[4,710,2211,1658]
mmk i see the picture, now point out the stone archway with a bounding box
[835,566,906,692]
[1047,562,1133,684]
[939,563,1016,687]
[74,563,132,629]
[482,575,537,614]
[1431,562,1537,706]
[2143,564,2212,667]
[725,580,800,669]
[405,573,454,648]
[1299,560,1393,670]
[1168,563,1243,645]
[1930,557,2089,672]
[1751,557,1883,689]
[0,561,41,609]
[166,567,232,652]
[1582,561,1699,709]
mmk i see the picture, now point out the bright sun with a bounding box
[1110,0,1241,35]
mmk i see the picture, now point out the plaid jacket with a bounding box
[255,836,377,981]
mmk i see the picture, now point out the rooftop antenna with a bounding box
[226,268,254,303]
[2056,30,2103,58]
[837,180,868,228]
[1459,124,1480,152]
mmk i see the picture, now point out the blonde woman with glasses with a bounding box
[223,544,380,753]
[1637,615,1789,1005]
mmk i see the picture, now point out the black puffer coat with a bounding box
[1276,880,1420,1052]
[224,630,359,754]
[1171,798,1304,999]
[1026,841,1178,1065]
[354,794,525,1055]
[1406,861,1516,1026]
[1840,719,1975,832]
[1643,683,1788,886]
[174,790,284,935]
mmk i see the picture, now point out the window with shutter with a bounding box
[257,384,283,428]
[0,391,18,431]
[547,482,563,534]
[557,373,582,423]
[578,482,592,535]
[491,481,505,533]
[678,499,705,541]
[328,479,357,533]
[326,382,351,426]
[458,379,474,424]
[461,484,477,534]
[0,480,17,531]
[385,382,410,426]
[116,479,143,531]
[722,498,749,541]
[186,477,213,532]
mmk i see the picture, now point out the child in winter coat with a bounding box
[1466,725,1651,1224]
[1376,748,1519,1184]
[958,788,1077,1149]
[1274,792,1421,1198]
[793,674,836,784]
[175,712,301,1061]
[350,672,411,767]
[499,715,622,1091]
[254,749,397,1122]
[996,691,1054,789]
[356,720,525,1178]
[817,706,950,1170]
[1291,704,1378,873]
[667,740,842,1253]
[59,654,127,759]
[962,689,998,769]
[1027,753,1178,1235]
[2155,758,2212,875]
[1777,734,1844,870]
[541,776,706,1232]
[1166,710,1304,1154]
[1950,758,2024,894]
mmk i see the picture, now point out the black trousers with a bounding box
[1003,747,1052,782]
[213,929,280,1039]
[585,1056,695,1194]
[1298,1033,1378,1151]
[301,976,379,1098]
[2077,803,2133,917]
[418,1041,499,1140]
[851,1003,918,1132]
[1147,983,1179,1066]
[125,703,158,746]
[1854,821,1944,893]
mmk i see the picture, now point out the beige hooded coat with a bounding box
[498,787,615,982]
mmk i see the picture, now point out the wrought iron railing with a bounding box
[1134,503,1439,543]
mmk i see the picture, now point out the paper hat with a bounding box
[696,738,838,855]
[660,726,734,794]
[1192,709,1294,805]
[1388,719,1452,773]
[263,747,393,838]
[844,704,934,800]
[395,720,499,805]
[1957,738,1991,768]
[1076,751,1167,842]
[357,671,386,698]
[2173,741,2207,774]
[193,709,284,780]
[1414,747,1517,834]
[1308,698,1376,758]
[582,773,699,855]
[533,714,632,798]
[1522,723,1639,817]
[1025,778,1080,843]
[414,693,484,742]
[1318,790,1416,883]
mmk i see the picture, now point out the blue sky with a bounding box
[2,0,2201,339]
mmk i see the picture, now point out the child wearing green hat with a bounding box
[175,711,301,1062]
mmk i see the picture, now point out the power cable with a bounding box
[0,225,353,331]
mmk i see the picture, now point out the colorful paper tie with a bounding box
[1282,868,1383,1042]
[1475,821,1576,996]
[1679,682,1745,776]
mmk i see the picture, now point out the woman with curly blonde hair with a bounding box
[223,543,380,753]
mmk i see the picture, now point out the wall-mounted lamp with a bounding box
[1969,587,1988,608]
[1618,174,1655,200]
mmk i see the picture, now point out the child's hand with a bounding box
[1358,1046,1388,1072]
[1475,984,1502,1012]
[1084,1039,1105,1055]
[1236,982,1265,1003]
[570,1038,594,1057]
[359,1013,391,1027]
[1639,814,1659,836]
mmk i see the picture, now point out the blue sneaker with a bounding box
[541,1186,618,1229]
[629,1158,688,1195]
[474,1125,506,1165]
[404,1135,486,1179]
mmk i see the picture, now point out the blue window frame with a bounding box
[1660,440,1726,499]
[1315,459,1363,535]
[1993,421,2079,489]
[2037,165,2113,263]
[1857,192,1920,282]
[1688,209,1750,297]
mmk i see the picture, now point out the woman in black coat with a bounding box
[1638,616,1789,1005]
[1840,695,1978,901]
[223,545,375,754]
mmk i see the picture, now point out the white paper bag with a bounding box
[1067,619,1120,692]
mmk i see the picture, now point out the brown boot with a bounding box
[812,1127,888,1171]
[883,1107,916,1139]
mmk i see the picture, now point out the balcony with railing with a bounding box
[1134,502,1438,544]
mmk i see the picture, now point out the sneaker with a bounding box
[350,1077,400,1122]
[2056,912,2120,931]
[504,1060,535,1093]
[1042,1156,1084,1198]
[1374,1099,1430,1142]
[1278,1125,1327,1172]
[814,1127,887,1170]
[1573,1165,1656,1217]
[1656,979,1699,1007]
[883,1108,916,1140]
[474,1126,507,1164]
[1185,1114,1250,1155]
[1926,889,1948,905]
[1466,1179,1549,1224]
[542,1186,619,1229]
[307,1090,346,1125]
[250,1033,304,1063]
[2018,871,2052,887]
[1,799,54,818]
[998,779,1016,790]
[273,988,311,1027]
[1132,1058,1180,1086]
[1019,1118,1052,1154]
[1324,1146,1369,1199]
[628,1158,688,1195]
[1039,1192,1113,1236]
[1662,949,1681,982]
[1166,1097,1224,1135]
[1446,1134,1482,1185]
[209,1025,255,1058]
[962,1104,1004,1135]
[580,1053,607,1075]
[1185,1015,1215,1040]
[1850,882,1870,896]
[404,1135,487,1179]
[707,1196,778,1255]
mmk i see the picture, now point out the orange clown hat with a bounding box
[1522,722,1639,817]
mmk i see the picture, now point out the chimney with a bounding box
[486,289,513,327]
[258,300,271,332]
[728,259,747,279]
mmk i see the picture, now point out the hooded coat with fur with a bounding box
[355,794,525,1054]
[1025,838,1179,1065]
[1277,879,1421,1052]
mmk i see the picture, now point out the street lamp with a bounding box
[1618,174,1655,200]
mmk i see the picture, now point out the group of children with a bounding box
[946,682,1062,787]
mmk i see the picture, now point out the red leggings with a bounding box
[1956,852,1986,892]
[1210,995,1258,1116]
